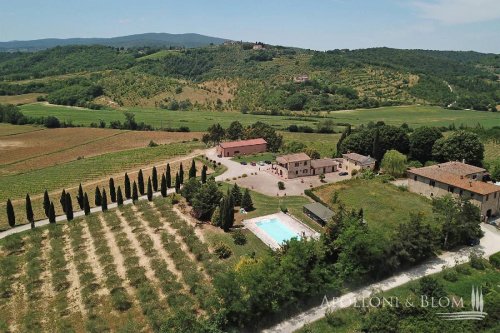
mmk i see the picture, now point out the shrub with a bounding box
[214,243,232,259]
[280,206,288,213]
[232,230,247,245]
[148,140,158,147]
[278,181,285,190]
[242,174,248,178]
[455,264,471,275]
[489,252,500,268]
[469,252,487,270]
[325,308,344,327]
[351,169,358,176]
[442,269,458,282]
[170,194,180,205]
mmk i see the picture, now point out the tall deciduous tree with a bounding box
[166,163,172,188]
[381,150,407,178]
[95,186,102,206]
[102,188,108,211]
[49,202,56,223]
[26,193,34,226]
[6,199,15,227]
[226,121,243,141]
[138,169,145,195]
[117,186,124,206]
[152,166,158,192]
[160,174,167,197]
[77,183,84,209]
[109,178,116,203]
[179,163,184,184]
[189,160,196,179]
[201,165,207,184]
[60,189,67,213]
[43,190,51,217]
[132,181,139,203]
[241,188,254,211]
[84,193,90,215]
[409,126,443,164]
[432,130,484,166]
[65,193,73,221]
[147,177,153,201]
[124,173,131,199]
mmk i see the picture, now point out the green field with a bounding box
[18,103,500,132]
[313,178,434,236]
[298,255,500,333]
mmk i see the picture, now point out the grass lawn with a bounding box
[298,255,500,333]
[281,131,341,158]
[313,178,434,237]
[231,152,277,164]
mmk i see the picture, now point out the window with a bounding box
[295,170,298,175]
[486,195,489,201]
[414,175,417,181]
[303,169,307,174]
[472,175,477,179]
[459,189,463,196]
[494,192,497,199]
[430,180,436,187]
[295,162,299,167]
[470,192,474,199]
[448,186,455,193]
[304,161,308,166]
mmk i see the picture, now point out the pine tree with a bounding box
[117,186,124,206]
[241,188,254,211]
[179,163,184,184]
[102,188,108,211]
[175,172,181,194]
[231,183,242,206]
[160,174,167,197]
[132,181,139,203]
[147,177,153,201]
[210,206,221,226]
[166,163,172,188]
[138,169,145,195]
[6,199,15,228]
[124,173,131,199]
[109,178,116,203]
[95,186,102,206]
[49,202,56,223]
[65,193,73,221]
[77,183,84,209]
[152,166,158,192]
[60,189,67,213]
[26,193,34,225]
[84,193,91,215]
[43,190,50,217]
[201,165,207,184]
[189,160,196,179]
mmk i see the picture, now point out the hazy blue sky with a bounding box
[1,0,499,52]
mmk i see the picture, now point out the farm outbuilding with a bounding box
[216,138,267,157]
[303,202,334,225]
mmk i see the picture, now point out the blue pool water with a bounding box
[256,218,300,245]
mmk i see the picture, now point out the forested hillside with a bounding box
[0,43,498,112]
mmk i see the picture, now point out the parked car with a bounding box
[240,161,247,165]
[258,161,265,166]
[467,238,480,246]
[264,160,272,164]
[250,162,257,166]
[339,171,349,176]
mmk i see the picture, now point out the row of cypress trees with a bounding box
[5,160,203,229]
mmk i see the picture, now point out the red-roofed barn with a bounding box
[216,138,267,157]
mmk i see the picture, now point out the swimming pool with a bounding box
[256,218,300,245]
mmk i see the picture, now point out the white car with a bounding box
[258,161,266,166]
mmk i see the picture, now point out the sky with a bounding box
[1,0,499,53]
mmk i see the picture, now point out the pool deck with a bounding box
[243,212,320,249]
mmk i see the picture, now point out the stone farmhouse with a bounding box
[216,138,267,157]
[274,153,339,179]
[340,153,376,173]
[407,161,500,219]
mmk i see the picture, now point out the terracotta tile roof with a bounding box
[310,158,339,169]
[342,153,376,165]
[219,138,267,149]
[408,165,499,195]
[276,152,311,164]
[431,161,486,176]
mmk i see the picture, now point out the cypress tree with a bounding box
[189,160,196,179]
[60,189,67,213]
[117,186,124,206]
[147,177,153,201]
[175,172,181,194]
[43,190,50,217]
[65,193,73,221]
[222,192,235,232]
[26,193,34,225]
[179,163,184,184]
[77,183,84,209]
[201,165,207,184]
[102,188,108,211]
[231,183,242,206]
[6,199,15,228]
[109,178,116,203]
[241,188,254,211]
[124,173,131,199]
[160,174,167,197]
[372,128,382,169]
[138,169,145,195]
[49,202,56,223]
[84,193,91,215]
[95,186,102,206]
[166,163,172,188]
[132,181,139,203]
[152,166,158,192]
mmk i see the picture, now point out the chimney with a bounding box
[462,159,466,164]
[461,175,464,179]
[469,181,472,187]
